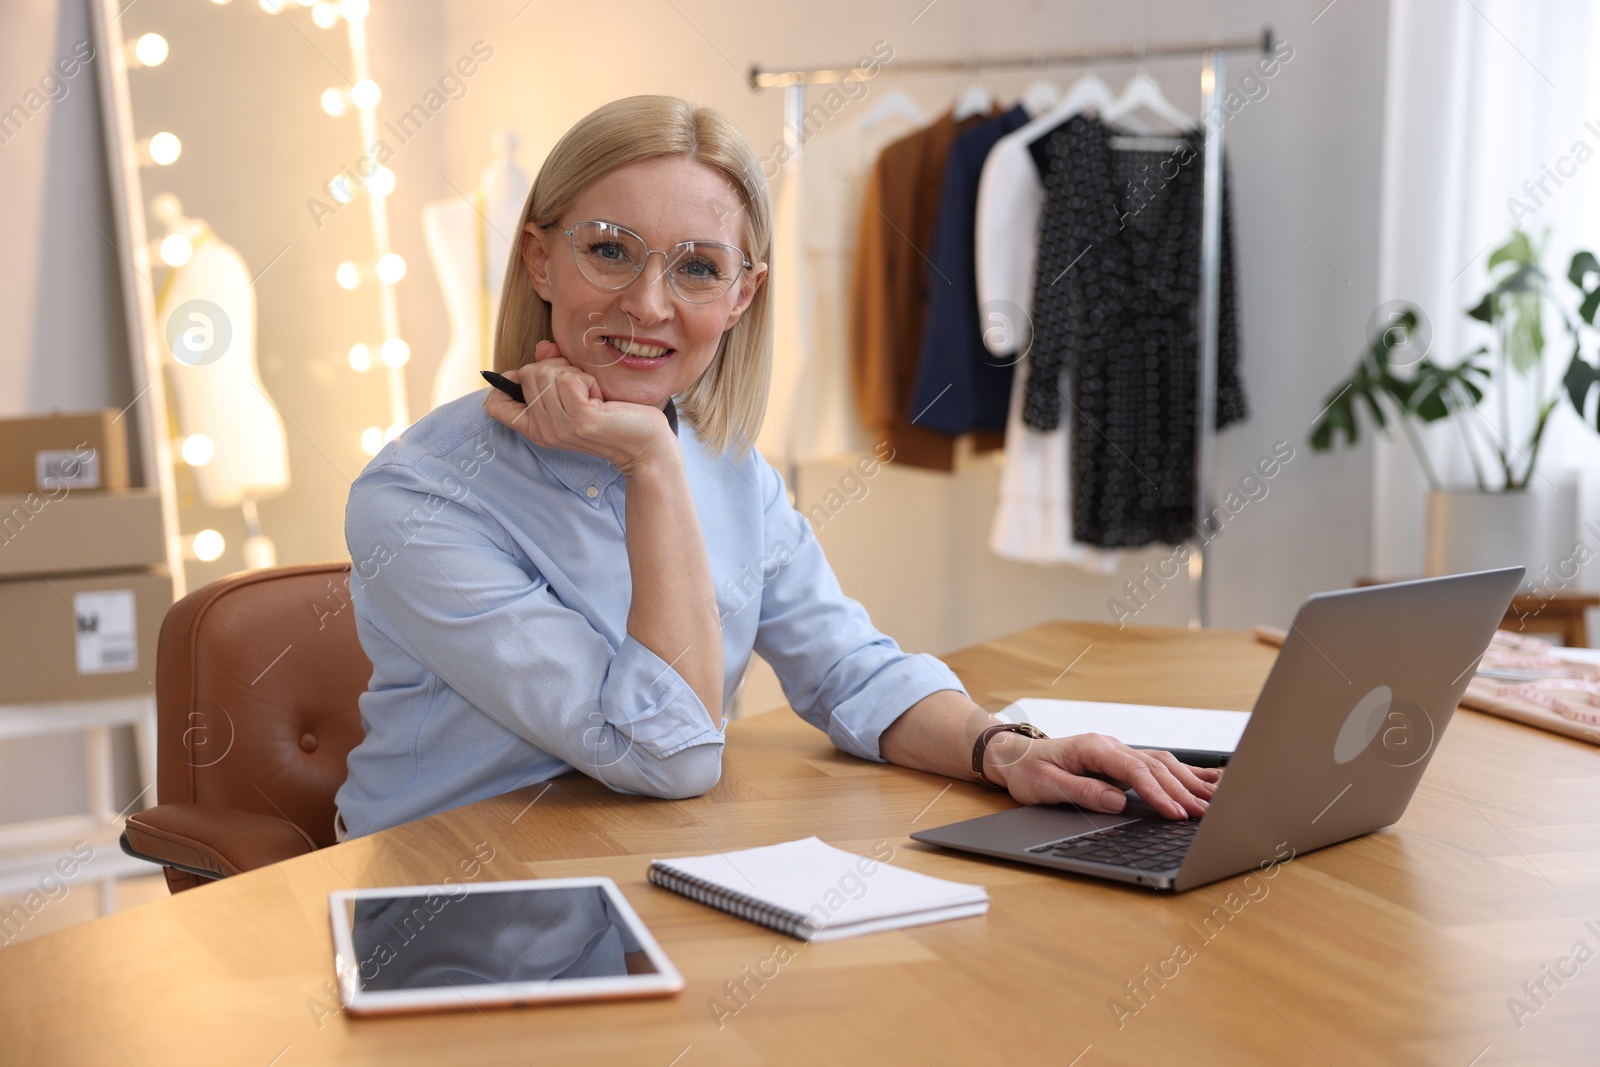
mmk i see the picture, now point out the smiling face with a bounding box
[519,154,767,410]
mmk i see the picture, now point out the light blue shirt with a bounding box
[334,390,967,839]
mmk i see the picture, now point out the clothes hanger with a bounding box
[1052,73,1113,119]
[1103,70,1195,132]
[952,81,994,121]
[859,88,930,132]
[1020,72,1148,143]
[1020,79,1061,118]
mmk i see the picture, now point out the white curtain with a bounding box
[1375,0,1600,577]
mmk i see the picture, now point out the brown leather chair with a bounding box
[121,563,370,893]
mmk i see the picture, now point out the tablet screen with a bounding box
[329,878,682,1013]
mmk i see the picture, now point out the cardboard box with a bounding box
[0,490,167,580]
[0,410,131,495]
[0,569,172,703]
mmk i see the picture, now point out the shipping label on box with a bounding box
[0,569,169,702]
[73,589,139,674]
[36,448,101,491]
[0,411,129,495]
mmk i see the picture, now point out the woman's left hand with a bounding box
[984,731,1221,819]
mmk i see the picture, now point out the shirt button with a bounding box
[585,485,599,499]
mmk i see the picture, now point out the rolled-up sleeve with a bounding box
[345,462,725,798]
[750,460,967,762]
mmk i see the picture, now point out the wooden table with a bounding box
[4,622,1598,1065]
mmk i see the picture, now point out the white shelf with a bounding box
[0,693,159,917]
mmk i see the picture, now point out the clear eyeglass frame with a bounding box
[543,219,752,304]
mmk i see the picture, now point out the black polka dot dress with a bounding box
[1022,115,1247,548]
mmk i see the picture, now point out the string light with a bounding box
[350,79,381,111]
[192,529,226,562]
[147,131,181,165]
[379,338,410,367]
[133,34,169,67]
[158,233,192,267]
[375,253,406,284]
[180,434,216,467]
[277,0,409,451]
[367,165,395,197]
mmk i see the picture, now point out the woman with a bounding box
[334,95,1218,841]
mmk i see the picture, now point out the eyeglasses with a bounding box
[544,220,751,304]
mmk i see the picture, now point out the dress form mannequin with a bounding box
[422,131,531,410]
[151,194,290,568]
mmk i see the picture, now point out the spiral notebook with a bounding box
[648,837,989,942]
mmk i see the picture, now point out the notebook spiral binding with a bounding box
[648,862,819,941]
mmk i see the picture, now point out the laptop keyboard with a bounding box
[1026,817,1201,870]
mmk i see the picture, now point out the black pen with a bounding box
[481,369,524,404]
[483,367,681,435]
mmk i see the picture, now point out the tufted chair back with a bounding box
[123,563,371,892]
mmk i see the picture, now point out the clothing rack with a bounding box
[750,27,1272,629]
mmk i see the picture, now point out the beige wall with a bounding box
[0,0,1387,816]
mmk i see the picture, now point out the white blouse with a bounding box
[976,120,1121,571]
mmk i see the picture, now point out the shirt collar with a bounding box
[520,398,679,504]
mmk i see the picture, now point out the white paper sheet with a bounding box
[1009,699,1250,754]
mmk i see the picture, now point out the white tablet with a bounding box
[328,876,684,1016]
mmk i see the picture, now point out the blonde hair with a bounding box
[493,95,773,459]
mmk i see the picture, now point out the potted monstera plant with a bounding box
[1310,230,1600,577]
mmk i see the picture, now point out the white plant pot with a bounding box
[1424,480,1579,583]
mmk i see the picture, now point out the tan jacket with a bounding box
[850,109,1005,471]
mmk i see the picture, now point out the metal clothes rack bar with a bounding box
[749,27,1271,629]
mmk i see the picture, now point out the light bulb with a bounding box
[380,337,410,367]
[360,426,384,455]
[134,34,169,67]
[348,342,372,371]
[148,132,182,166]
[367,166,395,198]
[259,0,287,12]
[320,87,346,117]
[193,529,225,562]
[339,0,370,22]
[350,79,381,111]
[328,174,355,204]
[180,434,216,467]
[384,422,405,444]
[336,261,362,290]
[375,253,406,284]
[159,233,193,266]
[311,1,338,27]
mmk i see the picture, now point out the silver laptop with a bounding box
[911,568,1524,891]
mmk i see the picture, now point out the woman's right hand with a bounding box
[484,341,675,475]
